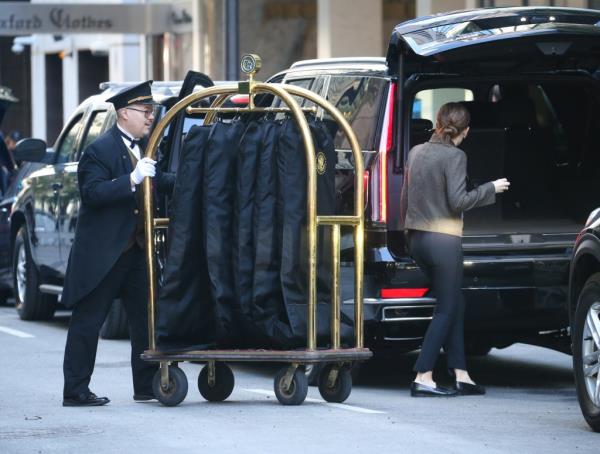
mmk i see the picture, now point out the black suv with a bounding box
[1,71,216,337]
[569,211,600,431]
[274,6,600,356]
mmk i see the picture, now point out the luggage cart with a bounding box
[140,54,372,406]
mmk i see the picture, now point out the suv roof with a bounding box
[282,57,388,79]
[290,57,387,71]
[387,6,600,76]
[99,81,183,103]
[393,6,600,35]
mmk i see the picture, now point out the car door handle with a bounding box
[52,182,63,191]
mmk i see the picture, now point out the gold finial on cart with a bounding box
[239,54,262,109]
[185,53,316,116]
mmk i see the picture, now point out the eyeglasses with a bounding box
[126,107,154,118]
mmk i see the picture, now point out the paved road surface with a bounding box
[0,306,597,453]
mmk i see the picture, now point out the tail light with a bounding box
[381,288,429,299]
[371,82,396,223]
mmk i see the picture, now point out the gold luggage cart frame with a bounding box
[140,55,371,406]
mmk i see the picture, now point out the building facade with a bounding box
[0,0,596,142]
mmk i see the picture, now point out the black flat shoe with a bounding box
[410,382,458,397]
[63,392,110,407]
[456,381,486,396]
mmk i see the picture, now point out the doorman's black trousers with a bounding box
[408,230,467,372]
[63,245,157,398]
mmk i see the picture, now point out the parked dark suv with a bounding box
[568,210,600,431]
[1,71,217,337]
[273,6,600,356]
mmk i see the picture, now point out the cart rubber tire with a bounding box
[152,366,188,407]
[274,366,308,406]
[317,364,352,403]
[198,363,235,402]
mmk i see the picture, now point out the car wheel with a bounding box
[573,272,600,432]
[13,226,56,320]
[100,300,129,340]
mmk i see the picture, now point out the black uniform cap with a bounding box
[106,80,157,110]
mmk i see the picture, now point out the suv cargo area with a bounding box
[401,76,600,253]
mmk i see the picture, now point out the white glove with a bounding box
[492,178,510,193]
[130,157,156,185]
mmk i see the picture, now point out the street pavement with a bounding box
[0,305,597,453]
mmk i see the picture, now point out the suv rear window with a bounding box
[413,88,474,122]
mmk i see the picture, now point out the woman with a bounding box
[400,102,510,397]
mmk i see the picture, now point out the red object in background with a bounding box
[381,288,429,299]
[230,94,249,105]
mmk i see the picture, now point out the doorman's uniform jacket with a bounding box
[61,124,174,308]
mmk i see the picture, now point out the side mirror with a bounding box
[13,138,48,163]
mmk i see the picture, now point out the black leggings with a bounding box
[408,230,467,373]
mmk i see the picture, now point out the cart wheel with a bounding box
[318,364,352,403]
[274,366,308,406]
[198,363,235,402]
[152,365,188,407]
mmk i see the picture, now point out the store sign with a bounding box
[0,2,192,35]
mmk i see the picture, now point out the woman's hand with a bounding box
[492,178,510,193]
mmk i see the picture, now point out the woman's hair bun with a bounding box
[434,103,470,143]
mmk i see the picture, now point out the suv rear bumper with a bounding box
[340,248,572,349]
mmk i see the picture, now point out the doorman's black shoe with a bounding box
[410,382,458,397]
[456,381,486,396]
[63,392,110,407]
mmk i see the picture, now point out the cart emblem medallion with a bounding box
[316,152,327,175]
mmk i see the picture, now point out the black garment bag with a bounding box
[275,118,354,346]
[203,120,247,345]
[243,120,294,347]
[156,125,214,350]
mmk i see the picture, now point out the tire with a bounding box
[197,363,235,402]
[13,226,56,320]
[573,272,600,432]
[100,300,129,340]
[152,365,188,407]
[307,362,362,386]
[274,366,308,406]
[317,364,352,403]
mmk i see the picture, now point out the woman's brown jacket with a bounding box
[399,134,496,237]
